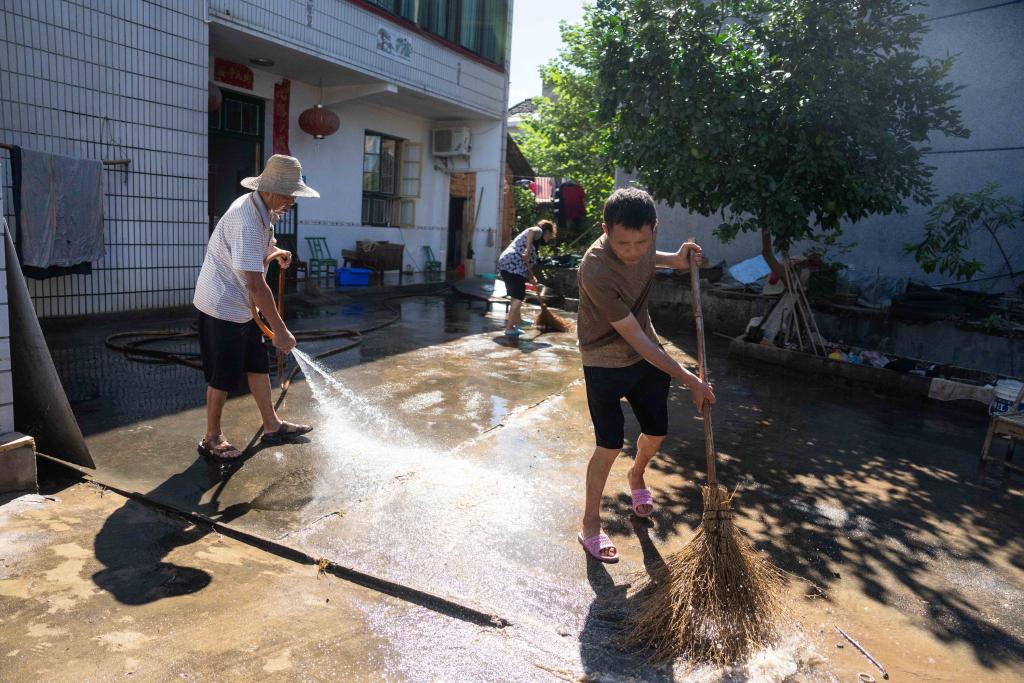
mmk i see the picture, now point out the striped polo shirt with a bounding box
[193,192,277,323]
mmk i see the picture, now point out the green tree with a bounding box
[593,0,968,279]
[512,184,552,235]
[516,12,615,251]
[904,182,1022,282]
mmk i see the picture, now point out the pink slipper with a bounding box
[631,488,654,518]
[578,532,619,563]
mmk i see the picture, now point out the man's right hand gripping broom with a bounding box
[688,376,716,416]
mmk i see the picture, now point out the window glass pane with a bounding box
[480,0,507,63]
[380,139,396,194]
[363,171,380,192]
[460,0,482,53]
[397,0,418,20]
[364,134,381,154]
[224,99,242,132]
[363,154,380,174]
[362,196,372,224]
[240,102,258,135]
[399,199,415,226]
[421,0,456,41]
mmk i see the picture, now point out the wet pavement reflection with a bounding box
[41,292,1024,681]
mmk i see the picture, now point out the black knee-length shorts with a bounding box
[198,311,270,392]
[583,360,671,450]
[500,269,528,301]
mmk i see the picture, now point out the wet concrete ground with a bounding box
[5,291,1023,681]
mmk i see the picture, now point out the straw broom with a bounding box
[623,251,785,666]
[536,300,574,333]
[529,283,574,333]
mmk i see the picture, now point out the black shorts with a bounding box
[197,310,270,392]
[583,360,671,450]
[500,270,527,301]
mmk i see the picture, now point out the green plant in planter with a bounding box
[976,313,1012,334]
[904,182,1022,282]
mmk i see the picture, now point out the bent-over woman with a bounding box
[497,220,557,337]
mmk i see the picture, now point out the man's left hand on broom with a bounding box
[656,241,704,270]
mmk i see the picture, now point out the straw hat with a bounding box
[240,154,320,198]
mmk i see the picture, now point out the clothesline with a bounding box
[0,143,131,166]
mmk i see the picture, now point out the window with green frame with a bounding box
[362,132,423,227]
[365,0,508,65]
[362,133,399,226]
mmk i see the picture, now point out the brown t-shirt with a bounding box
[577,234,658,368]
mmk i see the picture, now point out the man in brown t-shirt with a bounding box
[576,188,716,563]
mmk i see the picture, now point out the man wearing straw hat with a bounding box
[193,154,319,462]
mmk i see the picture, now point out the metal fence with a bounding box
[2,147,299,318]
[1,148,208,318]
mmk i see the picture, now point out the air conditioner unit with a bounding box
[432,127,471,156]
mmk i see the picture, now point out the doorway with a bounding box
[208,90,264,232]
[447,197,466,270]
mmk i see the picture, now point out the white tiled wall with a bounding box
[0,0,209,317]
[0,214,12,435]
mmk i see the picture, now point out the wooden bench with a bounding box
[342,241,404,284]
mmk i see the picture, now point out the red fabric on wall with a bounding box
[213,58,254,89]
[561,183,585,221]
[273,79,291,156]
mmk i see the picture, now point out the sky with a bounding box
[507,0,586,107]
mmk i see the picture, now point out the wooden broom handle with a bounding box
[688,247,717,485]
[250,268,287,341]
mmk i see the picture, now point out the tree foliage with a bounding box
[512,184,552,235]
[592,0,968,272]
[904,182,1022,281]
[515,11,616,250]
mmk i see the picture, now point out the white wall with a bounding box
[0,0,209,317]
[216,68,505,275]
[636,0,1024,294]
[210,0,508,118]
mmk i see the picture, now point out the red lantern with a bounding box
[298,104,340,139]
[208,81,223,112]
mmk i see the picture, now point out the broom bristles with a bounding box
[536,303,574,332]
[624,484,786,666]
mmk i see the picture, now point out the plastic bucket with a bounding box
[990,379,1024,415]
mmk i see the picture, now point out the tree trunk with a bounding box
[761,228,787,285]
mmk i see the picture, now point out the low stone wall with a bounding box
[538,265,1024,377]
[816,313,1023,378]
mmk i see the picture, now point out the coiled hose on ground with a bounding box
[105,283,453,407]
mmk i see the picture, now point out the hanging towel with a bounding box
[533,177,555,202]
[11,146,105,279]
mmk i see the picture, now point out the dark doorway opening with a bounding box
[208,89,297,290]
[208,90,264,233]
[447,197,466,270]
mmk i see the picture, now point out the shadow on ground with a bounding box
[91,456,250,605]
[599,332,1024,671]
